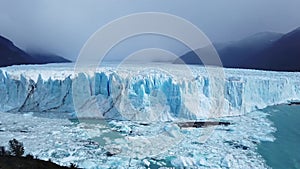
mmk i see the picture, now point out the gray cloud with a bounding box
[0,0,300,61]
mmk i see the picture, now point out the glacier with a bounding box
[0,63,300,121]
[1,63,297,168]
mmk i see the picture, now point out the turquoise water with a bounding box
[258,105,300,169]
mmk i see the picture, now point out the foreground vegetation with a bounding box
[0,139,79,169]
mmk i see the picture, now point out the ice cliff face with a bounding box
[0,63,299,121]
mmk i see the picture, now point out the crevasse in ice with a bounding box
[0,63,299,121]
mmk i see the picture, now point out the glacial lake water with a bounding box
[258,104,300,169]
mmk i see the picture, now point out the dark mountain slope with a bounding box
[174,28,300,71]
[247,27,300,71]
[0,35,71,67]
[0,36,31,67]
[174,32,283,66]
[220,32,283,68]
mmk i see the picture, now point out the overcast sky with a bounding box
[1,0,300,61]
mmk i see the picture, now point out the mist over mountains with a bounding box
[1,26,300,71]
[175,27,300,71]
[0,35,70,67]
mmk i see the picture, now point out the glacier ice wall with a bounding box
[0,64,300,121]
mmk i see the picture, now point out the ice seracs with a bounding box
[0,63,290,168]
[0,63,300,121]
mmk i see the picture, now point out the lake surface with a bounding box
[258,105,300,169]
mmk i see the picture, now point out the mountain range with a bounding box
[0,35,70,67]
[2,27,300,71]
[175,27,300,71]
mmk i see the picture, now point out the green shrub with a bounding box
[8,139,24,157]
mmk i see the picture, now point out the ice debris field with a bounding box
[0,63,299,168]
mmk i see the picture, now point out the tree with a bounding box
[8,139,24,157]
